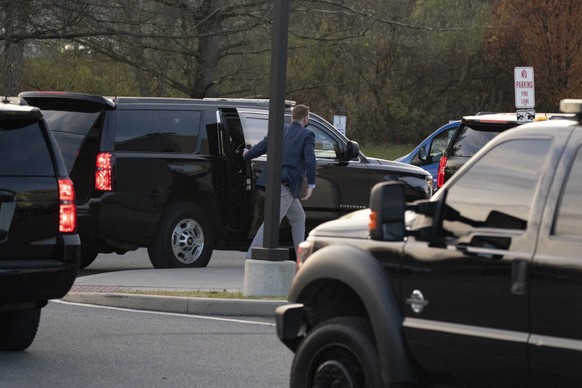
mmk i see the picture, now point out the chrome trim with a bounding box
[530,334,582,352]
[404,318,582,352]
[404,318,528,343]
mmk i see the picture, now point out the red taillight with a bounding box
[437,155,447,188]
[58,178,76,233]
[95,152,113,191]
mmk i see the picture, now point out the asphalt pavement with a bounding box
[62,249,288,317]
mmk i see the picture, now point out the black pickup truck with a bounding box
[276,99,582,387]
[19,92,432,269]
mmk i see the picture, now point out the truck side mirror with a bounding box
[342,140,360,161]
[369,182,406,241]
[368,182,449,246]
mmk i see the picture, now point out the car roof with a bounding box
[462,112,573,126]
[19,91,297,109]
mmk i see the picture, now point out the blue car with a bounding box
[396,120,460,186]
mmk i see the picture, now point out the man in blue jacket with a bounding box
[243,104,317,259]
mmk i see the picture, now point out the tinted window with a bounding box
[115,110,201,153]
[0,120,54,176]
[554,145,582,236]
[239,114,269,146]
[42,110,102,171]
[239,111,293,146]
[445,139,551,236]
[450,125,506,157]
[43,110,101,135]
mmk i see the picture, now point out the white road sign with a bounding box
[333,115,346,135]
[514,67,535,108]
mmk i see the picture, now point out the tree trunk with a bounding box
[1,2,25,96]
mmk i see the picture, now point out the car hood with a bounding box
[309,207,419,240]
[366,156,430,177]
[309,209,372,239]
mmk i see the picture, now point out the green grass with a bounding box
[360,143,414,160]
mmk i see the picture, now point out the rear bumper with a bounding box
[0,235,80,305]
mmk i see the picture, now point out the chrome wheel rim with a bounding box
[171,218,204,264]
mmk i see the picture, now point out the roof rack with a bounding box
[202,97,296,107]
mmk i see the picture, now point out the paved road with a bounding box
[0,301,293,388]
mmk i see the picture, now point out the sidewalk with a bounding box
[62,250,288,317]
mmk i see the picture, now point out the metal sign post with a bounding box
[244,0,296,298]
[250,0,290,262]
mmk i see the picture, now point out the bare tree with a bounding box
[487,0,582,111]
[1,1,29,95]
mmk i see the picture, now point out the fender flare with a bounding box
[289,244,417,385]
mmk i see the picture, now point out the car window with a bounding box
[307,124,338,159]
[115,110,201,153]
[444,139,551,237]
[449,125,504,157]
[554,145,582,237]
[239,113,270,146]
[238,110,293,146]
[238,111,340,159]
[43,110,102,136]
[42,110,103,170]
[0,120,54,176]
[430,127,456,158]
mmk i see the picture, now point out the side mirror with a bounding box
[369,181,450,247]
[369,182,406,241]
[342,140,360,161]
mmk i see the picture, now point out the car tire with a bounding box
[290,317,382,388]
[148,203,214,268]
[0,308,41,351]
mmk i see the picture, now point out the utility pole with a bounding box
[244,0,296,297]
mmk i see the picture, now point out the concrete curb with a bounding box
[63,292,286,317]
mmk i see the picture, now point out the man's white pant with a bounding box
[245,184,306,259]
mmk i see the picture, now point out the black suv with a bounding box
[19,92,432,269]
[0,101,79,351]
[436,112,569,188]
[276,99,582,387]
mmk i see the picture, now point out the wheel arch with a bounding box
[289,244,418,385]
